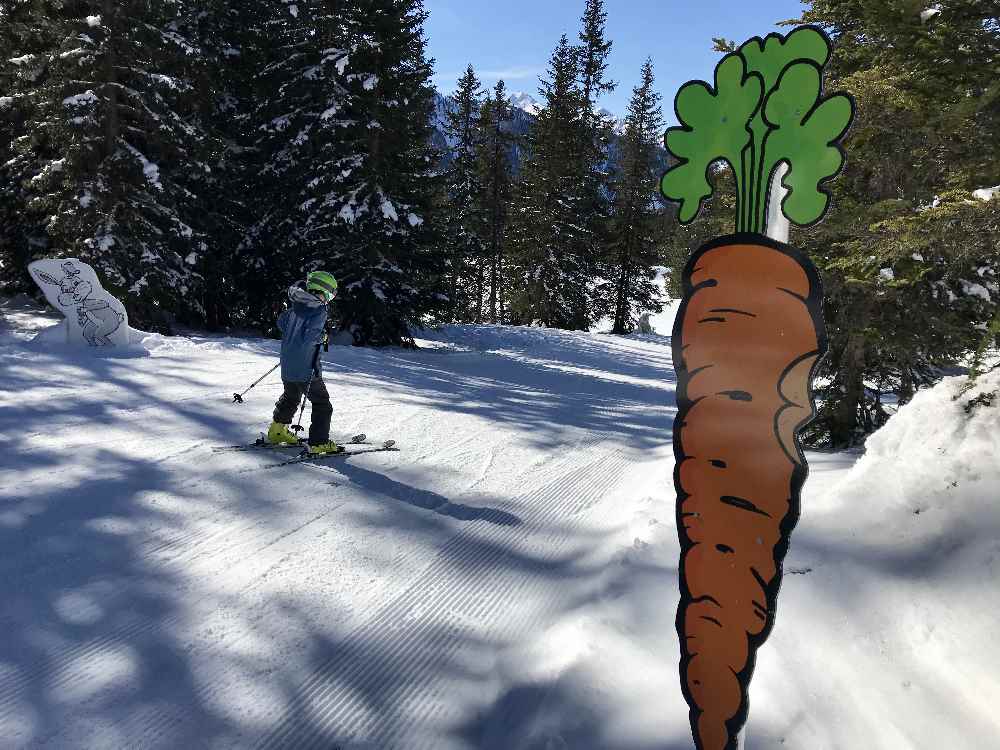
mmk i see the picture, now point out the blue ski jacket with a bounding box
[277,285,328,382]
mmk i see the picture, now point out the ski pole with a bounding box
[292,345,322,434]
[233,363,280,404]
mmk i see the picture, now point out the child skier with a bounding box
[266,270,342,455]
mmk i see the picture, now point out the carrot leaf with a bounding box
[661,53,763,227]
[761,62,854,227]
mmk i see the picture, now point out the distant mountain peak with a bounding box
[508,91,542,116]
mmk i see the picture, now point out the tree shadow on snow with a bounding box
[331,460,523,527]
[457,680,695,750]
[317,326,677,453]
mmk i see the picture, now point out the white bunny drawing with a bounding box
[34,261,124,346]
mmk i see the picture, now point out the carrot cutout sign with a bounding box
[659,26,854,750]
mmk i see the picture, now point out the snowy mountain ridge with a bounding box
[508,91,542,116]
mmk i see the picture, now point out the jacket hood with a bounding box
[288,284,325,308]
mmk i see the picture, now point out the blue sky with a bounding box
[425,0,810,119]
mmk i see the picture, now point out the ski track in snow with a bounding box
[255,446,636,749]
[9,302,993,749]
[0,307,688,749]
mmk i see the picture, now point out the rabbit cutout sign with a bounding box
[28,259,129,347]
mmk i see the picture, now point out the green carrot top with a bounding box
[660,25,854,236]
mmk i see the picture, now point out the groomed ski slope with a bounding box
[1,296,998,749]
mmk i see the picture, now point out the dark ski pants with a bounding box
[273,378,332,445]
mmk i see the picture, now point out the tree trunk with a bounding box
[611,259,629,334]
[831,332,866,448]
[488,125,503,323]
[898,364,915,406]
[489,249,499,323]
[102,0,119,159]
[475,260,484,323]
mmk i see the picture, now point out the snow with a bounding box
[124,143,163,191]
[339,203,358,224]
[85,14,101,27]
[381,198,399,222]
[63,90,98,107]
[28,158,66,187]
[160,30,198,56]
[880,267,896,281]
[972,185,999,202]
[1,296,998,749]
[407,212,424,227]
[509,91,542,116]
[920,5,942,23]
[960,280,992,301]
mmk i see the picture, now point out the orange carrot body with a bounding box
[673,234,826,750]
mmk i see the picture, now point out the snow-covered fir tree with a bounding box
[314,0,444,347]
[237,0,352,330]
[440,64,486,322]
[176,0,257,331]
[475,79,517,324]
[0,0,220,329]
[603,59,666,334]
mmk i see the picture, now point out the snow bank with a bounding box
[1,295,151,358]
[25,320,151,358]
[972,185,999,202]
[486,367,1000,748]
[834,368,999,519]
[757,369,1000,748]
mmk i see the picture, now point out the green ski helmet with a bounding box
[306,270,338,302]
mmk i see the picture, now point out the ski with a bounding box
[212,433,368,453]
[262,440,398,469]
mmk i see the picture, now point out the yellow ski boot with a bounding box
[307,441,343,456]
[267,421,300,446]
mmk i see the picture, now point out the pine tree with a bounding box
[237,0,352,331]
[312,0,444,347]
[441,64,485,322]
[577,0,615,116]
[0,3,48,293]
[508,34,594,329]
[180,0,258,331]
[475,79,517,323]
[0,0,220,329]
[604,59,667,334]
[574,0,616,320]
[788,0,1000,447]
